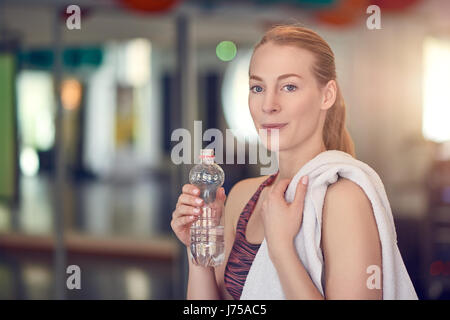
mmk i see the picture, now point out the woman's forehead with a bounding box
[250,43,315,78]
[250,43,314,73]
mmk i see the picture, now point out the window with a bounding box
[422,36,450,143]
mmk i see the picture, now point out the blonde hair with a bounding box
[253,24,355,157]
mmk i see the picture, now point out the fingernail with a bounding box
[301,176,309,185]
[196,198,203,204]
[194,189,200,195]
[194,208,200,213]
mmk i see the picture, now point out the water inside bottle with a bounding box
[190,225,225,267]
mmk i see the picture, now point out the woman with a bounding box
[171,24,383,300]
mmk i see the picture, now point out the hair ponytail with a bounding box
[323,83,355,157]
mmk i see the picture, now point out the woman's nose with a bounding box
[261,91,280,113]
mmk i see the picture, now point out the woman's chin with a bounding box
[259,139,284,152]
[258,130,277,143]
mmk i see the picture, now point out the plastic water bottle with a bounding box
[189,149,225,267]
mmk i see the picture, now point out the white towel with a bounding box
[240,150,418,300]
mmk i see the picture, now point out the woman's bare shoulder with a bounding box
[324,177,370,206]
[227,175,268,203]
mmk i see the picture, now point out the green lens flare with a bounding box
[216,41,237,62]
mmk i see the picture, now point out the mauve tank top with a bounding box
[224,171,279,300]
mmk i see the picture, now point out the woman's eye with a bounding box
[250,84,296,93]
[283,84,297,92]
[250,85,263,93]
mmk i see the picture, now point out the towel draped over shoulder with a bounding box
[240,150,418,300]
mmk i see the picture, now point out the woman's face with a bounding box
[248,42,330,152]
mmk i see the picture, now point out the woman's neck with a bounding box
[273,136,326,185]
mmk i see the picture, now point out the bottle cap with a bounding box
[200,149,215,158]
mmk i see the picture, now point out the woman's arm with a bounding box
[321,178,382,299]
[272,244,324,299]
[186,247,222,299]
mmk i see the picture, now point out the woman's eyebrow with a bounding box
[249,73,303,81]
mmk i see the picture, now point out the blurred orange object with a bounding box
[119,0,181,13]
[316,0,369,26]
[61,78,82,111]
[371,0,421,12]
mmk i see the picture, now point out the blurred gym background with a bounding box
[0,0,449,300]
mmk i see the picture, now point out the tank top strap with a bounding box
[238,171,279,231]
[260,171,279,189]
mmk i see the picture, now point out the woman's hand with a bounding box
[171,184,226,248]
[261,175,309,260]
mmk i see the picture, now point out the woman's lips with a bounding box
[261,123,287,131]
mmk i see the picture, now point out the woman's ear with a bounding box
[320,80,337,111]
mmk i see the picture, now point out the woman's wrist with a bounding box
[186,246,215,272]
[268,238,296,262]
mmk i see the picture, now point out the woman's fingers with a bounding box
[177,193,203,208]
[292,175,308,211]
[216,187,226,202]
[172,214,196,229]
[270,178,291,199]
[182,184,200,196]
[173,185,226,232]
[171,204,200,228]
[268,175,308,209]
[173,205,201,219]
